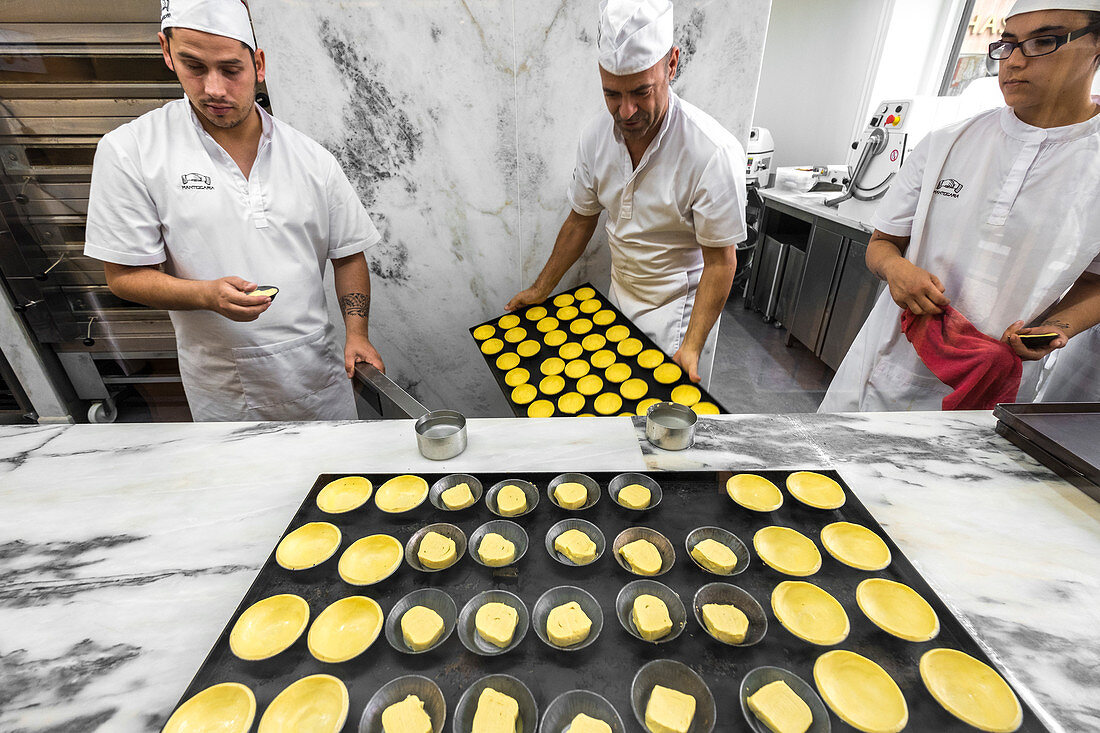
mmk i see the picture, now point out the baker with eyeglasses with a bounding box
[820,0,1100,412]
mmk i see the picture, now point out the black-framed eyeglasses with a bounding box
[988,22,1100,59]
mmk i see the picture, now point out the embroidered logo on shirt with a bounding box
[181,172,213,190]
[934,178,963,198]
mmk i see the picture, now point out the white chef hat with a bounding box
[161,0,256,50]
[597,0,674,76]
[1006,0,1100,19]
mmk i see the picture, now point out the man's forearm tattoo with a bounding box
[340,292,370,319]
[1041,318,1071,331]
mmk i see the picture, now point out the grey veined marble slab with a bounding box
[1,412,1099,731]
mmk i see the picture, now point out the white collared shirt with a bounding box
[85,98,380,420]
[567,90,748,283]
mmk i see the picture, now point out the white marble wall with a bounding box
[252,0,771,417]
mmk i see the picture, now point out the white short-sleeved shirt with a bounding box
[85,98,381,419]
[567,91,748,283]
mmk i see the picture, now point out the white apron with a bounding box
[607,257,720,389]
[820,104,1100,412]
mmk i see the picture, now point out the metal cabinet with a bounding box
[786,225,845,352]
[819,239,884,369]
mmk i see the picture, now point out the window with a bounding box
[940,0,1015,96]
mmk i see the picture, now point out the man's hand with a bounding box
[505,286,548,312]
[672,344,702,384]
[205,276,271,322]
[345,334,385,377]
[883,259,950,315]
[1001,320,1069,361]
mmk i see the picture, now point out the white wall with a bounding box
[753,0,892,168]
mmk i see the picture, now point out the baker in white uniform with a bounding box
[506,0,747,388]
[820,0,1100,412]
[85,0,385,421]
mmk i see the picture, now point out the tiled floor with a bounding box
[709,296,835,413]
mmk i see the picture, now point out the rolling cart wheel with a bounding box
[87,399,118,424]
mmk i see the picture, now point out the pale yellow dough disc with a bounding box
[276,522,341,570]
[590,349,617,369]
[536,316,560,333]
[258,675,348,733]
[577,374,604,396]
[544,329,568,347]
[637,349,664,369]
[540,357,565,376]
[671,384,701,407]
[575,286,596,300]
[559,342,584,360]
[814,650,909,733]
[557,305,579,321]
[511,384,537,404]
[338,534,403,585]
[771,581,850,645]
[163,683,255,733]
[605,363,632,383]
[820,522,891,571]
[503,327,527,343]
[919,648,1022,733]
[856,578,939,642]
[317,476,373,513]
[229,594,309,660]
[498,314,520,329]
[787,471,846,510]
[539,375,566,395]
[524,306,547,321]
[726,474,783,512]
[620,378,648,400]
[692,402,720,415]
[375,475,429,513]
[581,333,607,351]
[480,338,503,355]
[504,367,530,387]
[553,293,575,307]
[517,339,541,357]
[496,352,521,371]
[617,337,643,357]
[473,324,495,340]
[754,526,822,576]
[605,324,630,342]
[594,393,623,415]
[558,392,585,414]
[592,309,616,326]
[564,359,591,379]
[653,362,682,384]
[579,298,602,313]
[307,596,383,663]
[528,400,555,417]
[570,318,594,335]
[636,397,661,415]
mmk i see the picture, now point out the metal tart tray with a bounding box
[170,470,1048,732]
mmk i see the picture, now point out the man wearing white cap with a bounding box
[820,0,1100,411]
[507,0,747,388]
[84,0,385,421]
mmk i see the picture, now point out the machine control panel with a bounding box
[869,101,911,130]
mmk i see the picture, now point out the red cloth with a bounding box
[900,306,1022,411]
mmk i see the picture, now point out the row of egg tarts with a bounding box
[473,294,719,417]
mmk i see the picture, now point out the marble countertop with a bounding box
[760,186,876,234]
[2,412,1098,732]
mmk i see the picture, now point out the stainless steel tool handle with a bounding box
[353,362,428,419]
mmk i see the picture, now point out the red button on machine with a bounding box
[885,115,897,126]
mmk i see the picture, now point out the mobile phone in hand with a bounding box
[1018,332,1058,348]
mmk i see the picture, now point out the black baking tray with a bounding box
[171,470,1047,732]
[994,402,1100,500]
[469,283,729,417]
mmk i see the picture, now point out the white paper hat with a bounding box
[161,0,256,50]
[598,0,674,76]
[1006,0,1100,19]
